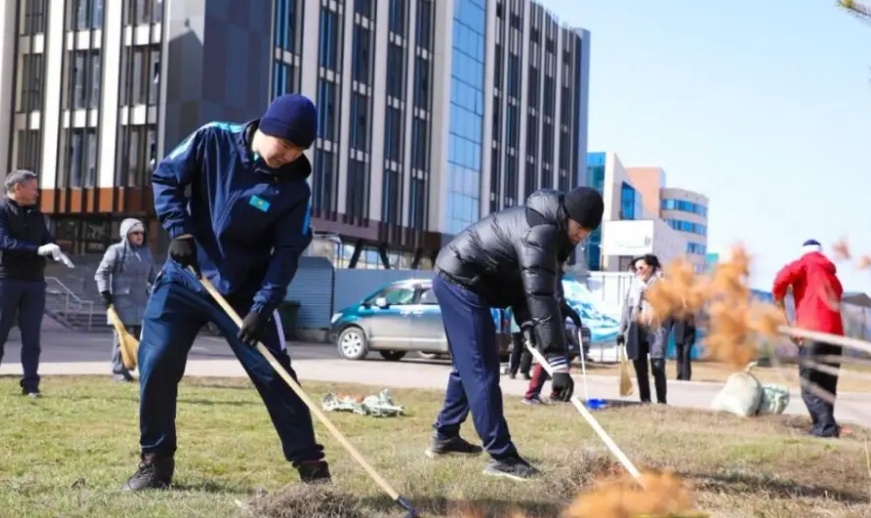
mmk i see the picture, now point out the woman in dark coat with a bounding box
[617,254,671,404]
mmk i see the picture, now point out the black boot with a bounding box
[298,460,332,484]
[425,434,483,458]
[122,454,175,491]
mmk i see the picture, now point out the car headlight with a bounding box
[331,312,342,324]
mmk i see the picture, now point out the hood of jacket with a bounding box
[120,218,145,242]
[524,190,568,232]
[799,251,837,276]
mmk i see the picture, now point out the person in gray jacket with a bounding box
[95,218,157,382]
[616,254,671,404]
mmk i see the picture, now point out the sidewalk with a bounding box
[2,358,868,427]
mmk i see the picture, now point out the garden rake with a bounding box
[194,271,419,518]
[523,330,643,485]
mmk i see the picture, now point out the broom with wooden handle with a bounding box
[106,306,138,370]
[193,270,418,518]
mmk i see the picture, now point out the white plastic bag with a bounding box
[757,384,790,415]
[711,362,763,417]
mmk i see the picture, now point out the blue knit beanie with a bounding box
[259,94,318,149]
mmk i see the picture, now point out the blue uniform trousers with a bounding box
[0,279,46,391]
[137,271,324,467]
[431,275,518,460]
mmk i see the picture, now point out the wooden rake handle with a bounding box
[524,340,644,483]
[195,273,407,504]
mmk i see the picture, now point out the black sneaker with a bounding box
[425,435,483,458]
[22,388,41,399]
[297,460,332,484]
[483,456,540,481]
[122,454,175,491]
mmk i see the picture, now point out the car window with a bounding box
[419,288,438,305]
[382,286,415,306]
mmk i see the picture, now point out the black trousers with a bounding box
[508,333,532,377]
[799,341,841,438]
[632,337,667,404]
[674,340,693,381]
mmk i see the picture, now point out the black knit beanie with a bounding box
[563,187,604,230]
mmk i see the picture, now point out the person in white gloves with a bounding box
[0,170,68,398]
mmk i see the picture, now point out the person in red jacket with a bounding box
[771,239,844,438]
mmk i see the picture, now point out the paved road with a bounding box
[2,328,869,428]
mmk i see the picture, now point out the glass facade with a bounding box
[445,0,486,235]
[666,218,707,236]
[619,181,643,220]
[661,198,707,217]
[584,152,606,270]
[687,242,707,255]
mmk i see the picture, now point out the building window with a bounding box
[666,219,708,236]
[524,162,536,199]
[121,45,160,106]
[117,124,156,187]
[384,106,403,163]
[382,168,401,224]
[388,0,405,36]
[661,198,708,217]
[350,93,369,151]
[273,0,297,52]
[620,182,643,220]
[313,149,336,212]
[527,65,539,107]
[494,44,503,89]
[21,0,48,35]
[506,104,518,147]
[69,0,103,30]
[559,130,570,170]
[17,54,44,113]
[352,24,372,86]
[317,80,338,141]
[319,9,340,72]
[66,128,98,188]
[15,130,41,172]
[386,44,405,99]
[507,55,520,99]
[271,61,296,98]
[416,0,432,50]
[68,50,101,110]
[346,159,368,219]
[125,0,162,25]
[410,177,427,229]
[354,0,373,19]
[414,56,430,110]
[542,121,553,162]
[526,114,538,160]
[412,117,428,171]
[687,242,707,255]
[543,76,555,116]
[586,228,601,271]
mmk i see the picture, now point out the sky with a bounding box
[541,0,871,291]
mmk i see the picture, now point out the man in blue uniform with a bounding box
[123,94,329,491]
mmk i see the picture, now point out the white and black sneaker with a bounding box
[483,456,540,481]
[425,435,484,458]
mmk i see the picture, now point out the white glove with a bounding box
[54,250,75,268]
[37,244,61,257]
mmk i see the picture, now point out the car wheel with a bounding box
[379,350,407,361]
[337,327,368,361]
[418,352,444,360]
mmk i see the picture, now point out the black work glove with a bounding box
[238,311,268,347]
[168,236,198,271]
[616,334,625,347]
[550,367,575,402]
[101,291,113,309]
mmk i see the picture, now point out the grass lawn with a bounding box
[581,357,871,393]
[0,376,869,518]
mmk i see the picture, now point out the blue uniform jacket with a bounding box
[152,121,313,317]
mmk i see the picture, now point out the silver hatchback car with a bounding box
[329,279,512,361]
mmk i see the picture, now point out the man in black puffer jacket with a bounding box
[424,187,604,481]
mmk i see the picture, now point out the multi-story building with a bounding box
[585,152,689,271]
[0,0,590,270]
[626,166,709,272]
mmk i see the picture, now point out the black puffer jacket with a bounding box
[435,190,576,356]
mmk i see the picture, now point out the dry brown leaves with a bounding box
[832,238,871,271]
[562,469,702,518]
[645,245,786,368]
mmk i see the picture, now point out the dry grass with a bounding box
[0,376,869,518]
